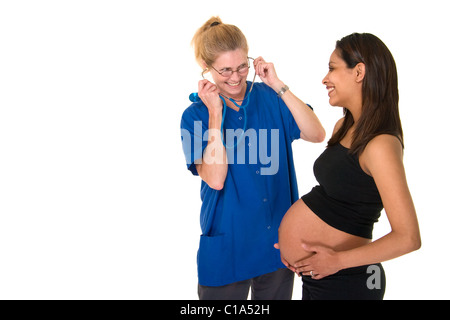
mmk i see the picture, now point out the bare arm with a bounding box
[336,135,421,267]
[279,89,326,142]
[254,57,326,143]
[195,79,228,190]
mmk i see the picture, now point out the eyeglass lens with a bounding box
[217,57,254,77]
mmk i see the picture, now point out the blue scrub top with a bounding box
[180,82,302,286]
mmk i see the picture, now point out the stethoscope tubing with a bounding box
[190,71,256,149]
[219,93,249,149]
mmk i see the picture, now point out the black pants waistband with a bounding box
[333,263,383,276]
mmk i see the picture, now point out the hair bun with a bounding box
[191,16,248,68]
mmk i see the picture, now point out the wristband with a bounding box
[277,85,289,97]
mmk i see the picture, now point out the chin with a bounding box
[222,81,246,98]
[328,98,340,107]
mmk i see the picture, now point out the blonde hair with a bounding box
[191,16,248,68]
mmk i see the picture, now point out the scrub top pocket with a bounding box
[197,233,232,286]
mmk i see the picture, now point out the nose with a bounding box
[322,74,328,86]
[229,70,241,82]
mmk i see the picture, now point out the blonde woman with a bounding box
[180,17,325,300]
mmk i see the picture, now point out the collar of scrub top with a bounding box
[189,61,257,149]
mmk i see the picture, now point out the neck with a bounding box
[220,82,247,111]
[344,101,362,124]
[223,97,241,112]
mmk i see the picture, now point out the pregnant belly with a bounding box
[278,199,370,267]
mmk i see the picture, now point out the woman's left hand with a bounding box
[293,244,342,280]
[254,57,284,93]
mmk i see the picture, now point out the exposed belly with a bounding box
[278,199,370,266]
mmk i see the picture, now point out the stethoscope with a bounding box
[189,66,256,149]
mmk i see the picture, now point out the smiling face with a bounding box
[207,48,249,100]
[322,49,364,112]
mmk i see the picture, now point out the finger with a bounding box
[257,63,266,78]
[295,265,310,274]
[280,258,290,269]
[254,56,264,65]
[254,60,261,76]
[202,82,217,94]
[261,63,271,78]
[293,258,311,269]
[258,56,266,64]
[301,271,320,280]
[299,268,314,276]
[198,79,211,92]
[263,63,274,77]
[299,269,312,277]
[280,258,296,273]
[204,82,215,92]
[253,57,259,68]
[209,87,220,98]
[254,59,265,75]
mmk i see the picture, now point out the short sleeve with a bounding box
[180,104,209,176]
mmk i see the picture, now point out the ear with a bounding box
[200,61,209,78]
[355,63,366,83]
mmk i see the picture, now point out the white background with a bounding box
[0,0,448,300]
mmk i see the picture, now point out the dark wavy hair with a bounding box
[327,33,403,155]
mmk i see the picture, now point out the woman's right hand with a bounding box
[198,79,223,115]
[274,243,297,274]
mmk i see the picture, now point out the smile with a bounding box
[227,81,241,87]
[327,87,335,95]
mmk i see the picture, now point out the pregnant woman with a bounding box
[278,33,421,300]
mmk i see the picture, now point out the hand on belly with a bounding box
[278,200,370,268]
[278,200,317,267]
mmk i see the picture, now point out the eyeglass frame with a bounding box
[202,57,255,78]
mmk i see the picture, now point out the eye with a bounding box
[328,62,337,72]
[220,68,232,73]
[237,63,247,70]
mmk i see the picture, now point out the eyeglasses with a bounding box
[203,57,254,78]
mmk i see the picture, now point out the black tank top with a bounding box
[301,143,383,239]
